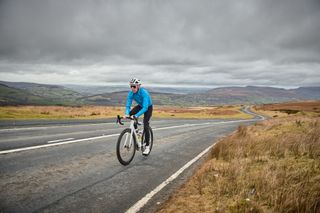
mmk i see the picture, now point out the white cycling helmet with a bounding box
[129,78,141,85]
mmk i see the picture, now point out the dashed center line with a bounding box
[0,111,264,155]
[0,134,119,155]
[47,138,75,143]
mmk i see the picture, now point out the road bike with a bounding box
[116,115,153,165]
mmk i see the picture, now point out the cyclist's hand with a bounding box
[132,115,138,122]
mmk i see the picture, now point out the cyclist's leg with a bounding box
[130,105,141,129]
[129,105,142,116]
[143,105,153,146]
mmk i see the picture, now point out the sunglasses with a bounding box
[130,85,137,89]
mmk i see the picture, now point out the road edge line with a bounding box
[125,143,215,213]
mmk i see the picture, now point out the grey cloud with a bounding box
[0,0,319,87]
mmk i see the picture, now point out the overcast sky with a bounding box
[0,0,319,88]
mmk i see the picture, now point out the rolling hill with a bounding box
[0,84,50,105]
[0,82,84,106]
[191,86,298,105]
[63,84,209,95]
[0,81,319,106]
[80,86,320,106]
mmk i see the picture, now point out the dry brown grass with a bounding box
[0,105,252,120]
[252,100,320,118]
[0,106,124,119]
[153,106,252,119]
[256,100,320,112]
[157,115,320,213]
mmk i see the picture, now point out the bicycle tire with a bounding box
[116,128,136,165]
[141,127,153,156]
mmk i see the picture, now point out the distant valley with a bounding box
[0,81,319,106]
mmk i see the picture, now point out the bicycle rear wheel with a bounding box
[116,128,136,165]
[141,127,153,156]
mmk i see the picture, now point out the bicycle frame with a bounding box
[117,115,142,150]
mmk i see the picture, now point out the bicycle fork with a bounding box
[122,132,132,149]
[123,121,141,150]
[132,130,142,150]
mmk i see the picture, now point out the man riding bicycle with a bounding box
[125,78,153,155]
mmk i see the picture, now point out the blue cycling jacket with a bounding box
[125,87,153,117]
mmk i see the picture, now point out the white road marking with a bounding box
[0,126,49,132]
[154,123,198,130]
[0,134,119,155]
[47,138,75,143]
[0,122,114,132]
[0,110,265,155]
[125,144,215,213]
[153,118,259,132]
[0,123,209,155]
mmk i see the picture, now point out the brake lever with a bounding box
[132,115,141,126]
[116,115,124,125]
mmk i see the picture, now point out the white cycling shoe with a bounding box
[143,146,150,155]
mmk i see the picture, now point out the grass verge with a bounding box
[157,114,320,213]
[252,100,320,118]
[0,105,252,120]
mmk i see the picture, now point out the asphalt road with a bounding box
[0,109,264,213]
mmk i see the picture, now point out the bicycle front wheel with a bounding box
[116,128,136,165]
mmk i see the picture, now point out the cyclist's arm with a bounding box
[125,92,133,115]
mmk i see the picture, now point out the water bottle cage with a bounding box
[136,129,143,143]
[138,130,143,136]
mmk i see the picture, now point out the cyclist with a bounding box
[125,78,153,155]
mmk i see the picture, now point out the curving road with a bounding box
[0,108,264,213]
